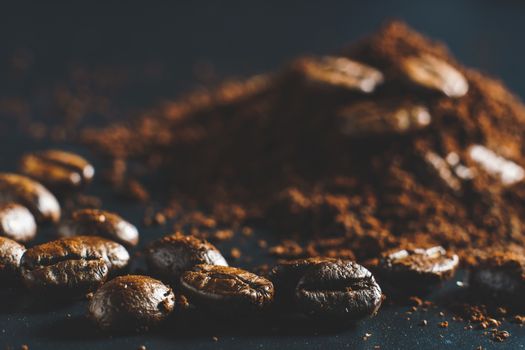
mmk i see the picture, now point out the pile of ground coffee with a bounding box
[82,21,525,264]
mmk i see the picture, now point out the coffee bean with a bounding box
[20,149,94,189]
[295,260,383,320]
[88,275,175,332]
[146,233,227,283]
[180,264,274,314]
[469,250,525,306]
[400,54,468,98]
[338,100,431,136]
[269,257,336,303]
[377,246,459,293]
[0,203,37,242]
[292,56,384,94]
[59,209,139,247]
[0,173,60,223]
[20,236,129,293]
[0,236,26,282]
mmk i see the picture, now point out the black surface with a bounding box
[2,1,525,349]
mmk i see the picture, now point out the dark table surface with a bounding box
[1,1,525,349]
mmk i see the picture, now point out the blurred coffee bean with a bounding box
[20,236,129,294]
[146,233,227,283]
[88,275,175,332]
[400,54,468,97]
[295,260,383,320]
[0,236,26,282]
[59,209,139,247]
[469,250,525,306]
[20,149,94,189]
[468,144,524,186]
[420,151,463,192]
[0,173,60,223]
[338,100,431,136]
[180,264,274,314]
[291,56,384,93]
[269,257,336,303]
[377,246,459,293]
[0,203,37,242]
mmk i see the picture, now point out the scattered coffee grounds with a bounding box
[81,20,525,268]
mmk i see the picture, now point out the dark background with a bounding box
[1,0,525,99]
[1,1,525,349]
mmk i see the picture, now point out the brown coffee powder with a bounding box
[81,21,525,263]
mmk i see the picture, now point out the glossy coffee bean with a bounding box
[291,56,384,93]
[295,260,383,320]
[269,257,336,303]
[338,100,431,136]
[20,149,94,189]
[0,236,26,282]
[0,203,37,242]
[180,264,274,314]
[146,233,227,283]
[400,54,468,98]
[377,246,459,293]
[0,173,60,223]
[20,236,129,293]
[59,209,139,247]
[88,275,175,332]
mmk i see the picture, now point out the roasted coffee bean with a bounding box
[295,260,383,320]
[0,203,37,242]
[146,233,227,283]
[377,246,459,293]
[59,209,139,247]
[400,54,468,98]
[20,236,129,293]
[20,149,94,189]
[0,236,26,281]
[468,144,524,186]
[180,264,274,314]
[88,275,175,332]
[469,250,525,306]
[418,151,463,193]
[269,257,336,303]
[292,56,384,93]
[338,100,431,136]
[0,173,60,223]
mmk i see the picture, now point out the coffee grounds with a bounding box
[81,21,525,266]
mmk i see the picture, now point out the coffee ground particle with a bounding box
[439,321,448,328]
[491,330,510,342]
[230,247,242,259]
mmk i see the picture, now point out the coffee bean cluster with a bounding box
[0,148,469,334]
